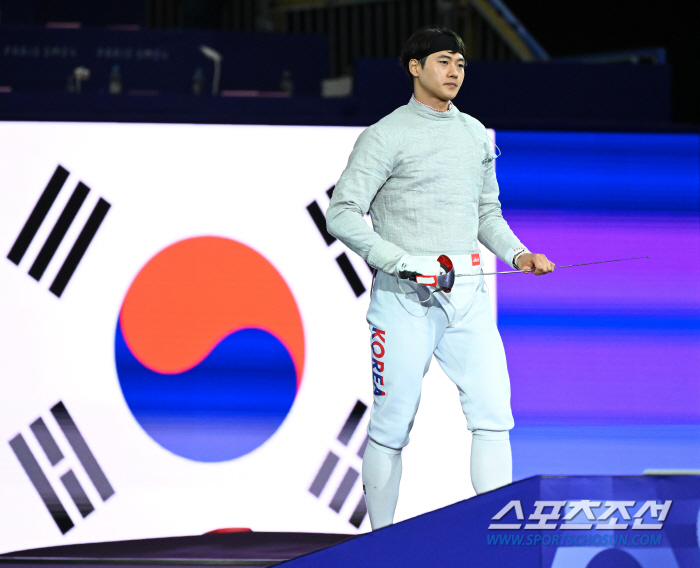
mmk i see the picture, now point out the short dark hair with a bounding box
[400,26,466,83]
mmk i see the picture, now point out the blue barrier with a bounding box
[285,475,700,568]
[353,58,672,124]
[0,25,328,96]
[0,27,680,130]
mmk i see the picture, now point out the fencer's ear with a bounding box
[409,59,420,79]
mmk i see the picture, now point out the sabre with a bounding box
[456,256,650,277]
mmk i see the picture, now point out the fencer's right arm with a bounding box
[326,125,407,274]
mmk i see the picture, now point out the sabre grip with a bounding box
[400,255,454,293]
[436,254,454,293]
[437,254,453,275]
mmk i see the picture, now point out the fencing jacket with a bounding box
[326,96,528,274]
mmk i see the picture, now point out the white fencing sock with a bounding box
[470,429,512,494]
[362,439,402,530]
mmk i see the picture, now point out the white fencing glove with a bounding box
[395,254,455,293]
[395,254,444,280]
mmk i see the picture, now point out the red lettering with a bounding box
[371,327,387,394]
[372,328,386,343]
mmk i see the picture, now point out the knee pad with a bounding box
[471,429,510,442]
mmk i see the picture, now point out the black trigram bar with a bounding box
[309,451,340,497]
[7,165,69,265]
[336,253,366,297]
[337,400,367,446]
[50,402,115,501]
[49,198,110,298]
[28,182,90,282]
[349,495,368,528]
[60,470,94,518]
[329,467,359,513]
[9,434,74,534]
[30,417,64,466]
[306,200,336,246]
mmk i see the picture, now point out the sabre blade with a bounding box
[550,256,649,269]
[456,256,649,277]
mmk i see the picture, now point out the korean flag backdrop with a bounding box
[0,122,499,553]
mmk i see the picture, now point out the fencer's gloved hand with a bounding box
[395,254,444,280]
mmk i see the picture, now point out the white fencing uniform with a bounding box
[366,254,513,451]
[326,96,527,529]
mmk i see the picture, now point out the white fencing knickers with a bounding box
[363,253,514,523]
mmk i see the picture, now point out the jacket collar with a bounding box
[408,94,457,120]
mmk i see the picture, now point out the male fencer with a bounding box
[326,26,555,530]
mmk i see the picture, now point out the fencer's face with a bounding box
[410,51,465,101]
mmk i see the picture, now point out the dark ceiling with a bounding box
[506,0,700,125]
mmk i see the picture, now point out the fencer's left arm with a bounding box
[477,155,529,269]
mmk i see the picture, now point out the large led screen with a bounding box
[494,132,700,480]
[0,124,697,555]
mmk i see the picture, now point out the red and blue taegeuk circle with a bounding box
[114,237,304,462]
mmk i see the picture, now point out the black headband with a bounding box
[418,32,463,60]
